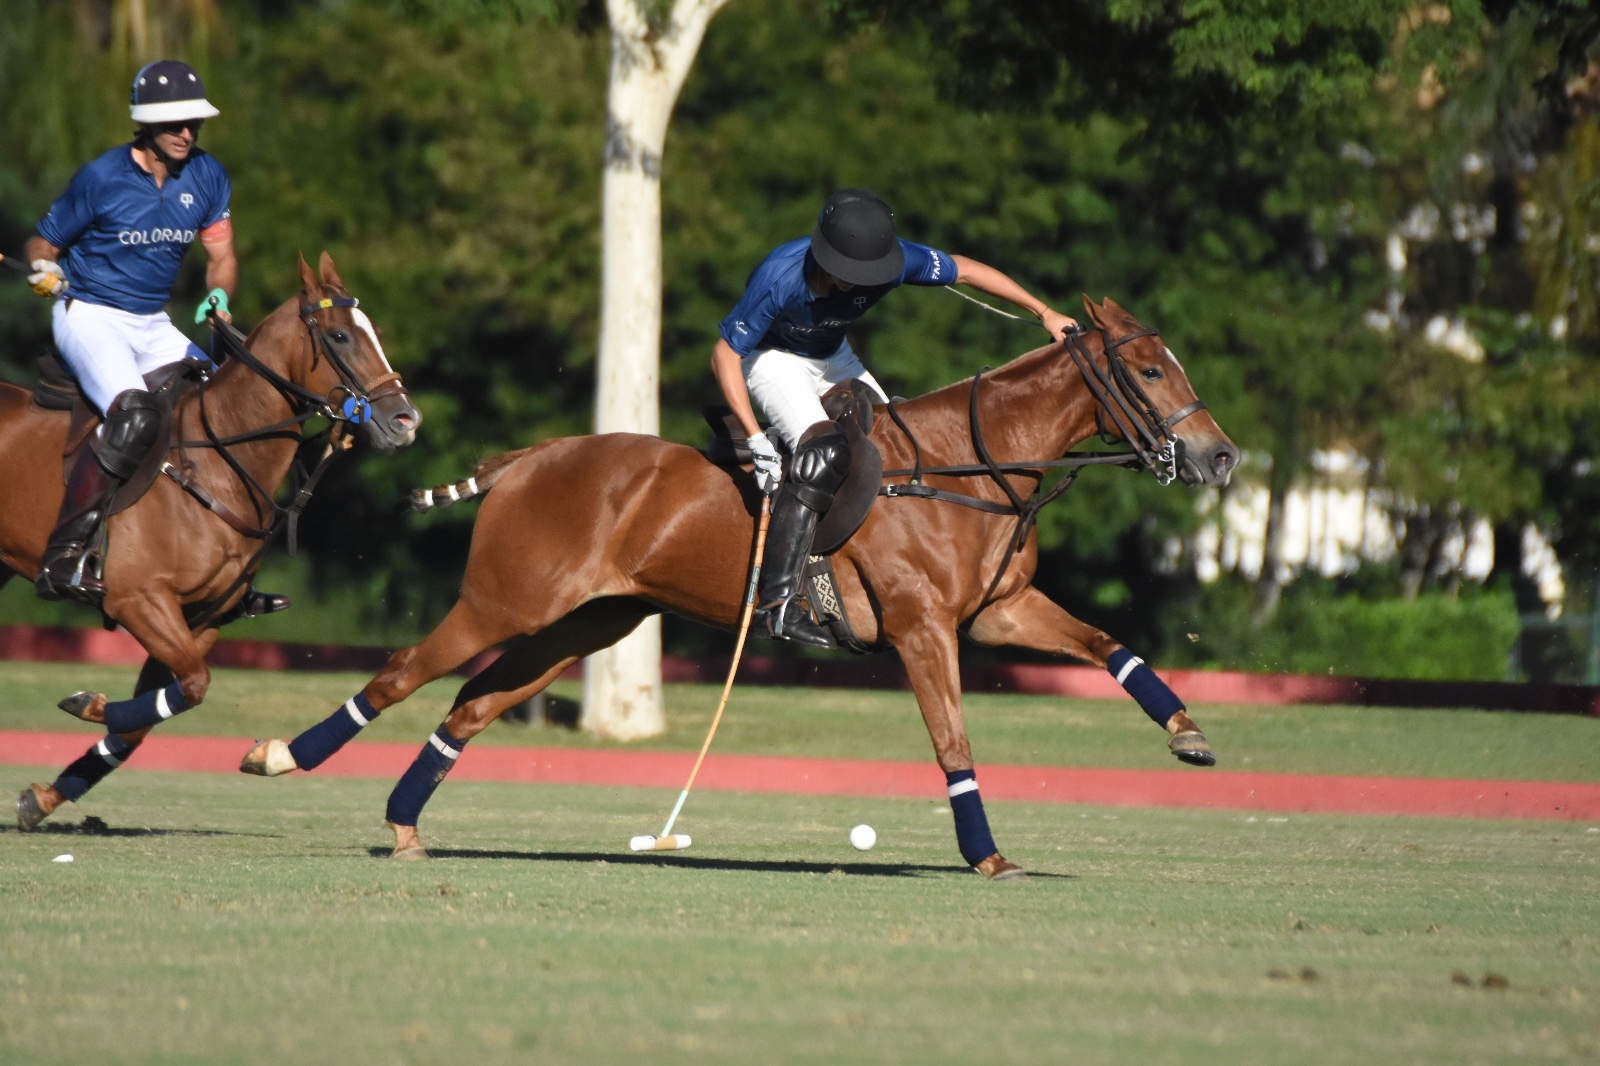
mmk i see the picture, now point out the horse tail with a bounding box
[408,448,532,513]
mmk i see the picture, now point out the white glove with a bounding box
[747,431,782,496]
[28,259,66,298]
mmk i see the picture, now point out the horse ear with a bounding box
[318,251,347,293]
[1081,295,1110,330]
[1100,296,1130,320]
[297,252,321,297]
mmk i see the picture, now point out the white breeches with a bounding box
[741,340,888,448]
[52,299,206,414]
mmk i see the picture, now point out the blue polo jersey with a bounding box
[36,144,231,316]
[719,237,957,358]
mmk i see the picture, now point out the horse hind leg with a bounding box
[17,656,176,831]
[968,586,1215,766]
[385,597,654,859]
[241,590,541,777]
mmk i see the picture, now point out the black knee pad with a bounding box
[785,432,852,512]
[95,389,164,480]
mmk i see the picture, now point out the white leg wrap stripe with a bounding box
[465,477,479,496]
[344,698,370,727]
[422,488,434,508]
[428,733,461,760]
[446,484,459,502]
[155,689,174,720]
[947,778,979,798]
[1115,656,1144,686]
[96,739,124,767]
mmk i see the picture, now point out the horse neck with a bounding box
[888,341,1101,466]
[186,303,311,485]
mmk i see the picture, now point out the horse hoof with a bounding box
[57,691,108,724]
[390,845,429,861]
[974,854,1029,881]
[1169,729,1216,767]
[239,739,298,777]
[16,785,51,832]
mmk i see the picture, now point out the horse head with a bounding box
[290,252,422,454]
[1081,297,1238,488]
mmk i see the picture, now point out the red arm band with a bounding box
[199,217,233,245]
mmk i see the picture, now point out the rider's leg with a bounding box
[35,389,163,602]
[752,426,852,647]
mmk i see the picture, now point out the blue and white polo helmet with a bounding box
[129,60,220,124]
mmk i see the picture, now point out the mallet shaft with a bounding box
[658,494,772,839]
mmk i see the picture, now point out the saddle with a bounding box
[701,378,883,553]
[702,380,884,654]
[34,348,210,516]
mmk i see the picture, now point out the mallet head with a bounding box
[629,834,691,852]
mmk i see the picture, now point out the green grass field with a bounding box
[1,662,1598,1063]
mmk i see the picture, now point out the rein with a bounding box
[159,297,395,627]
[877,324,1207,610]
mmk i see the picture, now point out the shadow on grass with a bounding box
[366,846,1072,879]
[4,816,280,838]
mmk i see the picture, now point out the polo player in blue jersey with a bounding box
[712,188,1079,647]
[25,60,282,617]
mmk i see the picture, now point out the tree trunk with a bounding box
[582,0,730,740]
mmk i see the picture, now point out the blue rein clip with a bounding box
[341,396,372,424]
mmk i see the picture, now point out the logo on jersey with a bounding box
[854,295,868,307]
[118,228,197,246]
[180,193,194,209]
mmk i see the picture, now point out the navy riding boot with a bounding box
[752,429,852,649]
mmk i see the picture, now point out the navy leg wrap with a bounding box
[1107,648,1184,727]
[385,726,465,827]
[288,692,380,771]
[946,769,999,866]
[102,681,188,734]
[52,734,138,802]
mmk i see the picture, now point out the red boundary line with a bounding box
[2,624,1597,713]
[3,729,1596,821]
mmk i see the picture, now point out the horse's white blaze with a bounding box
[350,308,394,373]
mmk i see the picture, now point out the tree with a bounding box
[583,0,733,739]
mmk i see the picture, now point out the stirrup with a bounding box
[34,550,107,606]
[755,598,836,650]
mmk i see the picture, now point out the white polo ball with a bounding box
[849,824,876,851]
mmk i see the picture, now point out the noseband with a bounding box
[1062,326,1206,487]
[298,296,407,425]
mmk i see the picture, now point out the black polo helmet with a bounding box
[129,60,219,125]
[809,188,904,287]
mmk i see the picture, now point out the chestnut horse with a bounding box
[246,297,1237,878]
[4,253,420,829]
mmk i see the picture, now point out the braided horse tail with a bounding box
[408,449,531,513]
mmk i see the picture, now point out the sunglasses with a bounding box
[149,120,204,136]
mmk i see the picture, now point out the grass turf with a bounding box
[1,769,1597,1064]
[0,660,1597,782]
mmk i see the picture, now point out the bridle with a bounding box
[159,295,410,626]
[1062,326,1206,488]
[878,323,1207,611]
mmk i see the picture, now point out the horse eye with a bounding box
[328,330,350,344]
[1141,367,1162,381]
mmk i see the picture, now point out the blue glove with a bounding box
[195,287,230,324]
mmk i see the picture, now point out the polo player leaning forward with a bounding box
[24,59,283,616]
[712,188,1079,647]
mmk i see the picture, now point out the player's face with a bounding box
[148,120,202,159]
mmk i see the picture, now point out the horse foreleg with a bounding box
[891,619,1025,881]
[968,585,1214,766]
[18,655,191,831]
[385,598,654,859]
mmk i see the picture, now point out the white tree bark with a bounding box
[583,0,730,740]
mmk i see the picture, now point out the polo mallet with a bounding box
[0,252,30,274]
[629,492,772,852]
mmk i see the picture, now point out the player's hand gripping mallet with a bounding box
[630,492,772,852]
